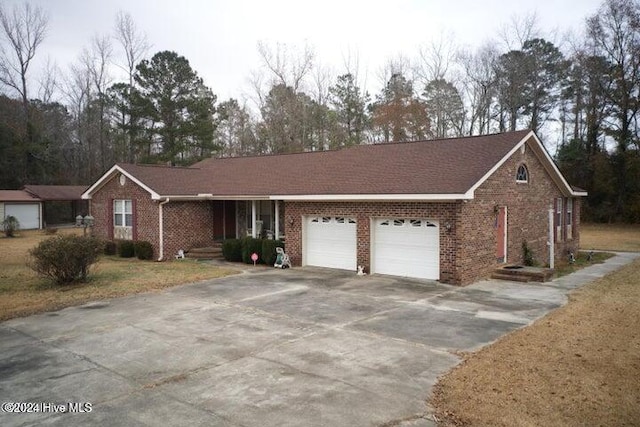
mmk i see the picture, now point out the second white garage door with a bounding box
[373,218,439,280]
[305,216,357,271]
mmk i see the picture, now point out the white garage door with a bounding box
[5,203,41,230]
[373,218,439,280]
[305,216,357,271]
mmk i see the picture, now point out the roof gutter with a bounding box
[158,198,170,261]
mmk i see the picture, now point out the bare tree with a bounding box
[415,32,457,84]
[498,12,541,50]
[0,2,48,114]
[62,62,94,181]
[81,35,113,171]
[457,44,499,135]
[256,41,315,91]
[376,54,412,91]
[114,11,150,87]
[37,56,58,103]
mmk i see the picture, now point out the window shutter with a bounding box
[132,199,138,241]
[553,198,557,243]
[108,198,114,239]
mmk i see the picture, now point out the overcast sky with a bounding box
[3,0,604,103]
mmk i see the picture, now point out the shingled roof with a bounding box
[0,190,40,202]
[83,130,585,200]
[23,185,88,201]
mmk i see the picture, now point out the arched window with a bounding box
[516,164,529,183]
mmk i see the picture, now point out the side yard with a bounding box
[430,223,640,426]
[0,229,237,321]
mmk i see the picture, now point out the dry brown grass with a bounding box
[0,229,237,321]
[431,225,640,426]
[581,223,640,252]
[431,258,640,427]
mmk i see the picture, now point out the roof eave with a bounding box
[465,130,588,198]
[82,165,160,200]
[271,194,473,201]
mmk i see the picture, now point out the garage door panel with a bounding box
[5,203,40,230]
[305,217,357,271]
[373,218,439,280]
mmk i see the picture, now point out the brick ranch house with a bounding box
[82,130,586,285]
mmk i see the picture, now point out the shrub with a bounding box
[28,235,102,284]
[522,240,535,266]
[44,227,58,235]
[262,239,284,265]
[242,237,263,264]
[117,240,135,258]
[103,240,117,255]
[2,215,20,237]
[222,239,243,262]
[134,241,154,260]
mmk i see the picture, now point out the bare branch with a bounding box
[114,11,150,86]
[0,2,48,106]
[37,56,59,103]
[256,40,315,91]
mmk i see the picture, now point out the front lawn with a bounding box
[581,223,640,252]
[0,229,237,321]
[430,223,640,426]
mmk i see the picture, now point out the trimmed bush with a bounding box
[2,215,20,237]
[28,235,102,284]
[117,240,135,258]
[134,241,154,260]
[103,240,117,255]
[242,237,263,264]
[222,239,243,262]
[262,239,284,265]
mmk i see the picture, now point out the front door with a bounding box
[496,206,507,263]
[212,201,236,240]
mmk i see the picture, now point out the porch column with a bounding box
[274,200,280,240]
[251,200,257,238]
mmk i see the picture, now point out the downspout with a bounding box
[548,207,555,270]
[158,198,170,261]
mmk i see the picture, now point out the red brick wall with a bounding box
[456,139,581,284]
[90,173,215,260]
[162,201,214,258]
[89,173,159,255]
[284,139,582,286]
[284,201,459,283]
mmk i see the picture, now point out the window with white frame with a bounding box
[566,198,573,239]
[114,200,133,228]
[516,164,529,183]
[556,197,563,241]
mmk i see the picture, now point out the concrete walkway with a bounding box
[1,252,637,427]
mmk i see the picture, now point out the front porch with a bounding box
[213,200,285,241]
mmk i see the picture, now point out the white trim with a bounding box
[503,207,508,264]
[274,200,280,240]
[82,165,160,200]
[465,131,586,198]
[271,193,472,201]
[251,200,257,238]
[158,198,170,261]
[155,194,271,201]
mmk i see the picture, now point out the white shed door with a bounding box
[373,218,439,280]
[5,203,40,230]
[305,216,357,271]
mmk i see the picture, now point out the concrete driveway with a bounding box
[1,253,637,427]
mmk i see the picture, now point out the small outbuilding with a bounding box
[0,190,43,230]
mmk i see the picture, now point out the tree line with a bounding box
[0,0,639,222]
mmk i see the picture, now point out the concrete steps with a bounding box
[491,265,554,283]
[185,243,224,260]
